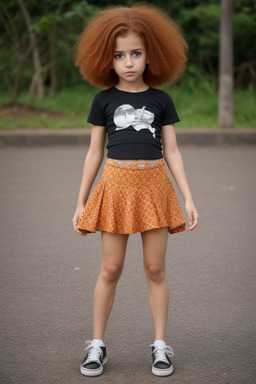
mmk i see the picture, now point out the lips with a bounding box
[125,71,135,76]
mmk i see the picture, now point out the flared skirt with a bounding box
[77,158,186,235]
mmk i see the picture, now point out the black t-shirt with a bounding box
[87,87,180,160]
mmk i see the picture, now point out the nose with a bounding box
[125,55,133,67]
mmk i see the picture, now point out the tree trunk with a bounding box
[49,26,57,99]
[29,72,38,98]
[18,0,44,100]
[11,56,23,104]
[218,0,234,128]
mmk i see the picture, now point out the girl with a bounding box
[72,4,198,378]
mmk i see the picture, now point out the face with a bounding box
[112,32,147,86]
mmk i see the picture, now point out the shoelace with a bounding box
[84,340,103,364]
[150,344,174,365]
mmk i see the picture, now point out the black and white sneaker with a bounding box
[80,340,107,377]
[151,343,174,377]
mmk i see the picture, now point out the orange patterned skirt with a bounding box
[77,158,186,235]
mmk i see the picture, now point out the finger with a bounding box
[76,228,88,236]
[73,222,77,230]
[187,211,193,229]
[187,223,196,231]
[72,217,79,230]
[187,214,199,231]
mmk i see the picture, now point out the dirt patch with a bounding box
[0,102,63,119]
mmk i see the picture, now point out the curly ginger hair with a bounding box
[75,4,188,87]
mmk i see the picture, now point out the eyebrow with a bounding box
[114,48,143,53]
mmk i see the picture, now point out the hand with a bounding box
[72,206,88,236]
[185,200,199,231]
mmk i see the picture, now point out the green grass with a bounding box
[165,86,219,128]
[164,83,256,128]
[0,83,255,129]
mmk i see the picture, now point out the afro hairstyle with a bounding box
[75,4,188,87]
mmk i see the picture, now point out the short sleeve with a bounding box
[87,92,106,126]
[161,92,180,126]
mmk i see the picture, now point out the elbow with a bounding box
[163,145,180,157]
[163,148,168,159]
[86,147,104,164]
[163,147,181,165]
[163,149,169,162]
[163,149,175,161]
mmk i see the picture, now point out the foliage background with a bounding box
[0,0,255,128]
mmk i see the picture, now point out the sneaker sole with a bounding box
[80,357,108,377]
[152,365,174,377]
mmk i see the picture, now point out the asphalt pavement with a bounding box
[0,145,255,384]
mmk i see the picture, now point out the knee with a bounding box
[144,263,165,283]
[101,263,122,284]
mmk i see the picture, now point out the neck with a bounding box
[115,80,149,93]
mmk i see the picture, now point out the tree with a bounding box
[218,0,234,128]
[0,1,33,104]
[0,0,99,100]
[18,0,44,100]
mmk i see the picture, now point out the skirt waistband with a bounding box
[106,158,165,170]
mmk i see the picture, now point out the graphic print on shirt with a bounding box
[113,104,156,138]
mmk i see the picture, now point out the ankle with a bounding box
[91,339,105,347]
[153,340,166,348]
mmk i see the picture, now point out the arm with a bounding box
[162,124,198,231]
[72,125,106,235]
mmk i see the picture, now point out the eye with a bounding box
[114,53,123,59]
[133,51,142,57]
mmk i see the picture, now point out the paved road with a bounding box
[0,145,255,384]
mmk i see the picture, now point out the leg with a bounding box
[141,227,169,341]
[93,231,129,341]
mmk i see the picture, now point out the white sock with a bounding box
[154,340,166,349]
[91,339,105,347]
